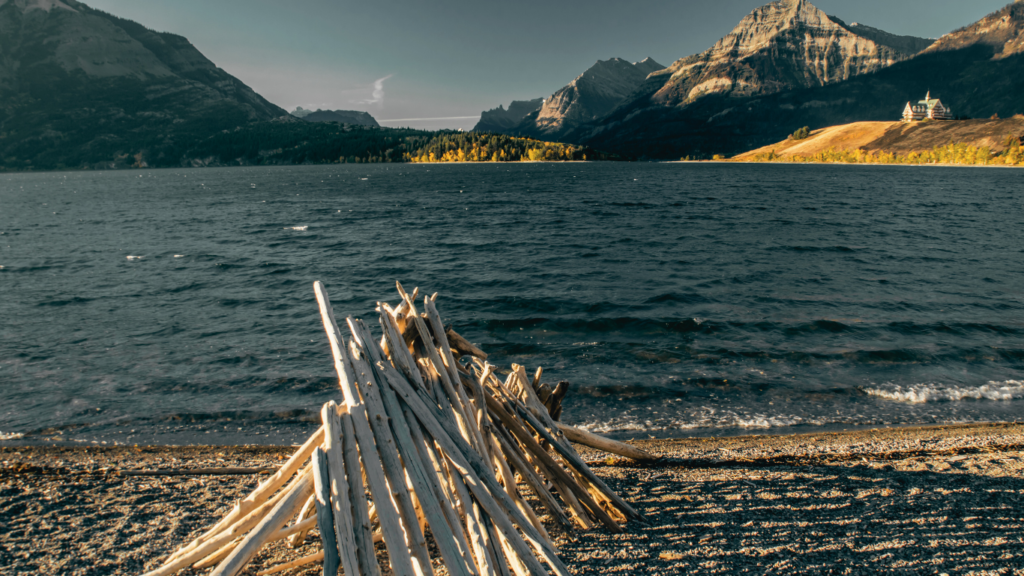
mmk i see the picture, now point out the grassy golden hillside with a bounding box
[734,117,1024,162]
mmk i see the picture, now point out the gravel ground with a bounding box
[2,423,1022,576]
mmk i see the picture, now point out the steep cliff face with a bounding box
[515,57,663,139]
[473,98,543,133]
[643,0,924,107]
[0,0,287,169]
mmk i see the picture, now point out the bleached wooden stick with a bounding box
[339,403,381,576]
[486,393,620,531]
[406,407,482,574]
[347,339,434,575]
[555,423,658,461]
[512,400,639,520]
[444,451,499,576]
[209,468,315,576]
[312,447,341,576]
[380,362,569,576]
[286,494,316,548]
[348,319,476,576]
[192,514,319,571]
[145,466,313,576]
[256,550,324,576]
[314,281,418,576]
[322,402,365,576]
[164,426,325,564]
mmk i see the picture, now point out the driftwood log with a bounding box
[143,281,656,576]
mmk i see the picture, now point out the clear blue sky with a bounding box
[85,0,1010,130]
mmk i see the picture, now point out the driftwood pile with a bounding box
[144,281,654,576]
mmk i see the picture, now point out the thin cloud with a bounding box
[357,75,393,105]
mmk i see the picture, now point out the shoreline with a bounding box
[3,422,1023,574]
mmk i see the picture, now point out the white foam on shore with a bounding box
[865,381,1024,404]
[577,408,810,435]
[285,226,308,231]
[0,432,25,441]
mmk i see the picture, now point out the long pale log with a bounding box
[407,408,484,576]
[555,423,659,461]
[512,402,639,520]
[485,391,620,531]
[314,281,418,576]
[256,551,324,576]
[322,404,363,576]
[407,312,481,451]
[209,470,314,576]
[338,405,380,576]
[165,426,325,564]
[348,319,475,576]
[445,452,500,576]
[381,364,569,576]
[489,421,573,533]
[347,339,434,575]
[144,466,312,576]
[312,448,341,576]
[287,494,316,548]
[193,515,319,571]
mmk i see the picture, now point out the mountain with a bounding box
[574,1,1024,159]
[566,0,936,156]
[628,0,928,109]
[473,98,544,133]
[510,57,664,140]
[294,108,380,127]
[0,0,288,169]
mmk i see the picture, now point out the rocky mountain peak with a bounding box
[924,2,1024,58]
[633,57,665,76]
[645,0,924,106]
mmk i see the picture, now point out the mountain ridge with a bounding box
[574,2,1024,159]
[0,0,288,169]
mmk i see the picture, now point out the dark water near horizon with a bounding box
[2,163,1023,447]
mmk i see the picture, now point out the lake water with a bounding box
[1,163,1022,446]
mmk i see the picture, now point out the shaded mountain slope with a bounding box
[473,98,544,133]
[0,0,288,170]
[511,57,663,140]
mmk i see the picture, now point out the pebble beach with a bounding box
[3,423,1022,575]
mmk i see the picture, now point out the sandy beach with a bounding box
[2,423,1022,576]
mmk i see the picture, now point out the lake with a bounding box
[1,162,1022,445]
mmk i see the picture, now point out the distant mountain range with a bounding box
[2,0,1023,168]
[0,0,289,169]
[473,58,664,140]
[291,108,380,127]
[474,98,544,133]
[574,0,1024,158]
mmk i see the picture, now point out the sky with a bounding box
[85,0,1011,131]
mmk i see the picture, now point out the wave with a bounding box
[0,432,25,441]
[574,407,814,435]
[285,226,308,231]
[863,381,1024,404]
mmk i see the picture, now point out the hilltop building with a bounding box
[903,92,953,121]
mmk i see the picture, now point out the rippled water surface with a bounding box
[2,163,1022,445]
